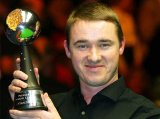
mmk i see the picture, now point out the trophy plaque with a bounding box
[5,9,47,110]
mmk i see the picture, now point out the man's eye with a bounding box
[99,43,109,49]
[77,44,88,50]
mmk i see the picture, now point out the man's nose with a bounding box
[87,47,101,63]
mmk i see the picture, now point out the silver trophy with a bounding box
[6,8,47,110]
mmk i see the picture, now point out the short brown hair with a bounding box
[65,2,124,47]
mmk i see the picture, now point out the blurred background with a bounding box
[1,0,160,118]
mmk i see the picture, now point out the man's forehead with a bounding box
[68,19,119,47]
[72,19,114,26]
[71,20,117,36]
[71,20,116,33]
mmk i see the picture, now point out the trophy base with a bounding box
[14,88,48,110]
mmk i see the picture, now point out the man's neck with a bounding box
[80,76,118,105]
[80,83,105,104]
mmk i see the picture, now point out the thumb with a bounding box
[16,57,21,70]
[43,93,58,113]
[34,67,40,84]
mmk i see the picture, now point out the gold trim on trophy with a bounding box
[6,9,22,31]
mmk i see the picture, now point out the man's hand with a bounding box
[8,58,61,118]
[9,93,61,119]
[8,58,39,101]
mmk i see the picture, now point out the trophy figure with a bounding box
[5,9,47,110]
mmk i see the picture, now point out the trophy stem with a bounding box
[13,45,47,110]
[20,45,40,89]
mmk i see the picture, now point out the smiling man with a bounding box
[64,20,124,105]
[9,2,160,119]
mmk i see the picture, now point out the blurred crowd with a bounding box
[1,0,160,118]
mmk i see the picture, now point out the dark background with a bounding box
[1,0,160,118]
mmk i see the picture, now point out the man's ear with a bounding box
[64,40,71,58]
[119,38,125,55]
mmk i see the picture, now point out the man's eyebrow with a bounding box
[73,39,113,45]
[73,40,88,45]
[99,39,113,43]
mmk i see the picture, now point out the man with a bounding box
[8,2,160,119]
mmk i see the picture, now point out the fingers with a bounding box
[8,78,28,100]
[16,57,39,78]
[15,58,39,83]
[8,83,21,93]
[13,70,28,80]
[9,79,28,92]
[8,70,28,100]
[11,70,28,90]
[9,109,41,119]
[9,112,19,119]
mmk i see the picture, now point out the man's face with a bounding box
[64,20,125,87]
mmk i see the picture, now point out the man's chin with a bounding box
[84,78,107,87]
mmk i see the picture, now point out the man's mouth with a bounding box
[85,65,104,68]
